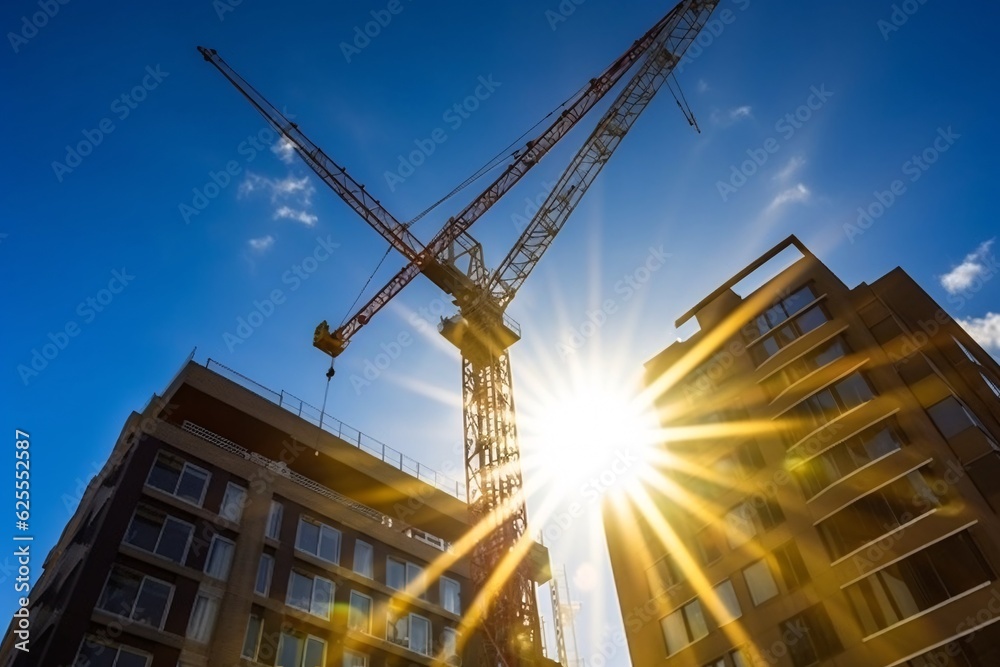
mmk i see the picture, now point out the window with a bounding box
[287,571,334,619]
[783,372,876,447]
[981,372,1000,398]
[725,496,785,549]
[353,540,373,578]
[793,421,903,499]
[744,284,820,341]
[774,542,811,591]
[388,610,432,656]
[242,614,263,660]
[442,628,460,665]
[712,579,742,626]
[763,336,850,399]
[694,527,721,565]
[928,397,982,439]
[343,650,369,667]
[817,470,940,560]
[387,557,406,590]
[782,604,841,666]
[146,452,210,506]
[714,442,766,480]
[186,590,220,643]
[296,517,341,564]
[846,532,993,637]
[348,591,373,633]
[441,577,461,614]
[661,598,709,656]
[276,633,326,667]
[407,562,427,599]
[747,301,831,367]
[266,500,284,540]
[646,553,685,597]
[97,566,173,629]
[730,650,750,667]
[220,483,247,523]
[123,506,194,564]
[906,619,1000,666]
[743,559,779,606]
[255,553,274,596]
[204,535,235,580]
[954,336,982,366]
[75,637,150,667]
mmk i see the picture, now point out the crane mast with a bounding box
[198,2,720,665]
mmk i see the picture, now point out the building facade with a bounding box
[1,360,550,667]
[605,236,1000,666]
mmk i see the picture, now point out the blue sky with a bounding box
[4,0,1000,664]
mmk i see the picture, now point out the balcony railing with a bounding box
[204,359,466,500]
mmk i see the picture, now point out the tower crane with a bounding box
[200,2,719,664]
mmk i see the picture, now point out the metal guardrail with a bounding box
[181,420,451,552]
[204,359,466,500]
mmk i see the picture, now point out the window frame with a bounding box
[186,588,221,644]
[266,500,284,540]
[295,516,342,565]
[220,482,248,524]
[286,570,334,620]
[255,553,274,597]
[242,614,264,661]
[145,452,211,507]
[353,540,373,579]
[123,506,194,565]
[440,576,462,614]
[75,636,152,667]
[96,566,175,630]
[742,558,779,606]
[204,534,236,581]
[348,590,374,634]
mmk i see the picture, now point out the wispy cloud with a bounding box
[767,183,811,211]
[274,206,318,227]
[710,105,753,127]
[958,313,1000,351]
[773,156,806,183]
[239,173,314,203]
[940,239,996,295]
[697,79,709,94]
[272,137,297,164]
[248,235,275,252]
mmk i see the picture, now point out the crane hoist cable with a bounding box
[665,72,700,132]
[403,73,611,227]
[338,245,394,327]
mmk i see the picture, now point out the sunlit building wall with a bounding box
[605,236,1000,667]
[0,360,553,667]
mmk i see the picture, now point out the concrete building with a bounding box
[605,236,1000,666]
[1,359,550,667]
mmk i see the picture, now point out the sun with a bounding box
[519,370,661,500]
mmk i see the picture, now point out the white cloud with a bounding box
[773,156,806,183]
[767,183,811,211]
[274,206,318,227]
[710,105,753,127]
[272,137,297,164]
[729,105,752,121]
[940,239,996,295]
[239,173,314,203]
[248,235,275,252]
[958,313,1000,351]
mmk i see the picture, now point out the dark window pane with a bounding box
[156,518,191,563]
[124,514,160,552]
[147,457,180,494]
[796,306,829,335]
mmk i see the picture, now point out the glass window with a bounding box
[410,614,431,656]
[407,562,427,599]
[661,599,709,656]
[928,397,981,439]
[146,452,210,506]
[783,604,842,666]
[774,541,811,591]
[441,577,462,614]
[343,650,368,667]
[277,633,325,667]
[311,577,333,619]
[75,638,150,667]
[846,532,993,637]
[296,518,341,564]
[784,372,876,447]
[954,336,982,366]
[442,629,460,665]
[124,507,193,564]
[348,591,373,633]
[794,422,903,499]
[186,590,220,643]
[725,503,757,548]
[743,559,779,606]
[713,579,742,626]
[303,637,325,667]
[646,553,684,597]
[981,372,1000,398]
[730,650,750,667]
[695,527,721,565]
[763,337,849,398]
[353,540,373,578]
[387,557,406,590]
[220,483,247,523]
[242,615,263,660]
[97,567,172,629]
[267,500,283,540]
[748,300,831,366]
[287,571,313,612]
[255,554,274,596]
[204,536,235,580]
